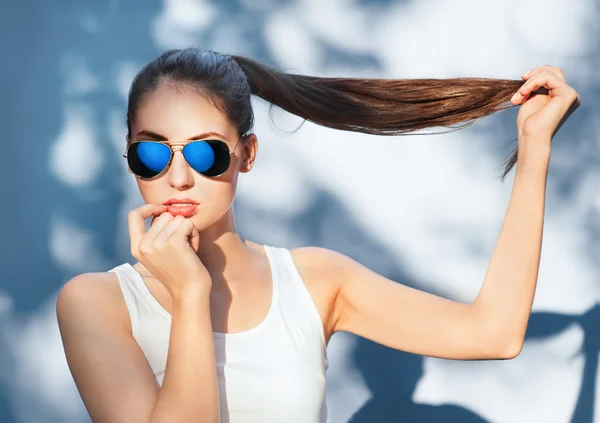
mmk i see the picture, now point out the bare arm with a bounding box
[325,66,580,360]
[57,273,220,423]
[296,157,549,360]
[470,161,548,356]
[150,286,219,423]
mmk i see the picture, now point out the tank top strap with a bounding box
[108,262,173,337]
[263,245,326,347]
[107,264,143,336]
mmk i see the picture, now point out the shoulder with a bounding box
[57,270,131,333]
[57,272,116,306]
[288,246,354,274]
[287,246,358,305]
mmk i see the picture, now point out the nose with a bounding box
[167,150,194,190]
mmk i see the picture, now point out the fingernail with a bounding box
[511,92,518,102]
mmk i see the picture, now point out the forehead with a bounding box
[132,83,235,140]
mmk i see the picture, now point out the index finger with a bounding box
[128,204,168,255]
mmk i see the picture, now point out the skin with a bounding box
[57,66,580,422]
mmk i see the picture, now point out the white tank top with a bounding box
[108,244,328,423]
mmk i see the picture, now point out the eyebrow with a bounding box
[136,130,228,141]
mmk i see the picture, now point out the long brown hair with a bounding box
[231,55,523,180]
[127,48,523,181]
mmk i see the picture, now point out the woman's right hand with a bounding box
[128,204,212,299]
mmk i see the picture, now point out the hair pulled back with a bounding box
[127,48,524,180]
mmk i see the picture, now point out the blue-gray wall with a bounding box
[1,1,598,422]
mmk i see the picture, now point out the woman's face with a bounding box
[127,82,256,231]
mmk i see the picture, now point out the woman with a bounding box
[56,48,580,423]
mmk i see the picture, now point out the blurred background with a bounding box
[0,0,599,422]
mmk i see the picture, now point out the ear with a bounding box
[239,134,258,173]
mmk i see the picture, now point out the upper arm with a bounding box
[313,248,514,360]
[56,273,160,423]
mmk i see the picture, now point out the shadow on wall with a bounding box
[526,305,600,423]
[349,340,488,423]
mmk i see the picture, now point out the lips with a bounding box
[162,198,199,217]
[165,204,198,217]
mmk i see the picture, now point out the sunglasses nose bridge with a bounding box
[167,148,195,187]
[170,145,188,167]
[170,147,188,167]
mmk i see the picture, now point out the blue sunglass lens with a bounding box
[129,142,171,178]
[183,141,215,173]
[184,140,231,177]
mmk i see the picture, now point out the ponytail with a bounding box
[230,55,523,180]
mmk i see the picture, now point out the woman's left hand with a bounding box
[511,65,580,144]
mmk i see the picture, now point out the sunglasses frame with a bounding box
[123,136,246,181]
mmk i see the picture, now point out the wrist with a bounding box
[517,139,551,175]
[171,282,212,303]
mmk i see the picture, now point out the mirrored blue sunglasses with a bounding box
[123,137,245,180]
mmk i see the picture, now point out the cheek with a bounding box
[188,180,238,228]
[201,178,238,208]
[136,179,164,204]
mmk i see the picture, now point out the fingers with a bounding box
[140,212,176,253]
[137,212,200,255]
[511,70,568,104]
[515,65,567,104]
[128,204,168,258]
[519,71,563,94]
[170,218,200,252]
[522,65,565,82]
[523,70,577,100]
[152,215,187,246]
